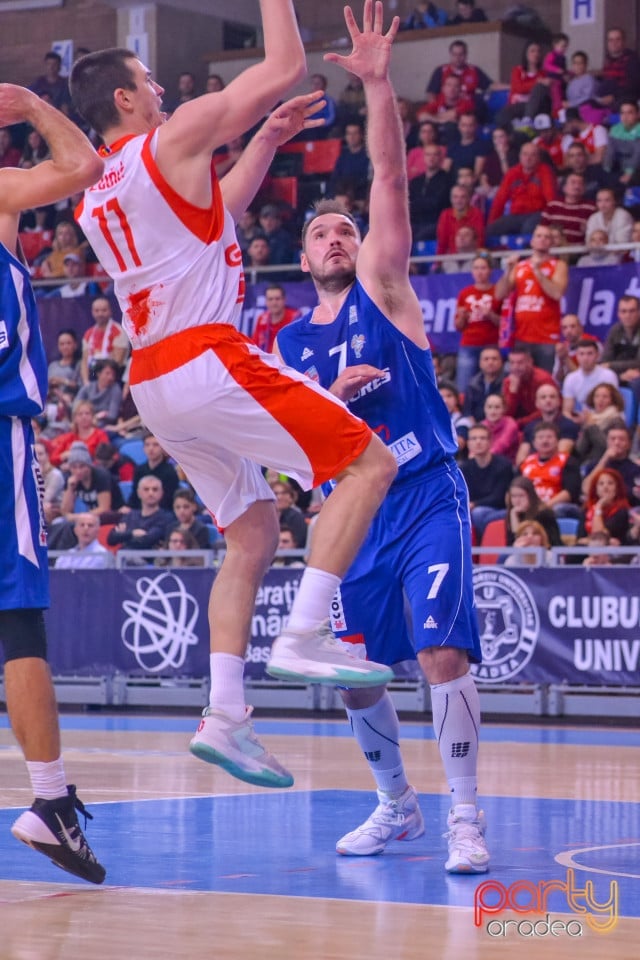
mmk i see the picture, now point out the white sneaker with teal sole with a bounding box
[189,706,293,788]
[267,623,394,688]
[444,804,490,873]
[336,785,425,856]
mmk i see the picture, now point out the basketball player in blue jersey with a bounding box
[274,2,489,873]
[0,83,106,882]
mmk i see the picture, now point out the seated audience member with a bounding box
[560,141,608,202]
[335,75,366,129]
[596,27,640,109]
[257,204,296,266]
[495,41,546,128]
[455,256,501,394]
[75,359,123,428]
[29,50,72,113]
[516,383,579,466]
[449,0,488,24]
[487,143,557,237]
[504,520,551,567]
[584,188,633,247]
[577,229,620,267]
[422,76,475,144]
[236,208,263,257]
[462,346,505,422]
[0,126,21,168]
[397,97,419,150]
[273,527,306,567]
[212,136,246,179]
[542,33,570,116]
[59,442,113,522]
[408,145,453,241]
[436,184,485,256]
[519,421,582,517]
[532,114,564,170]
[582,530,613,566]
[502,348,556,427]
[440,225,480,274]
[603,99,640,188]
[50,400,109,469]
[271,480,307,548]
[48,329,82,398]
[39,220,85,279]
[505,475,561,546]
[460,424,513,539]
[244,235,272,272]
[401,1,447,30]
[426,39,492,103]
[205,74,224,94]
[479,127,518,197]
[308,73,337,135]
[166,487,211,550]
[579,468,631,544]
[601,295,640,388]
[35,439,64,525]
[81,296,128,383]
[107,476,173,552]
[561,106,608,166]
[55,514,115,570]
[439,380,473,455]
[444,113,489,179]
[160,528,204,567]
[251,284,300,353]
[581,421,640,506]
[327,124,370,201]
[554,313,601,384]
[406,120,439,181]
[42,252,100,299]
[128,434,180,512]
[93,441,135,485]
[482,394,519,463]
[539,172,596,245]
[163,71,197,116]
[562,339,620,422]
[575,383,626,463]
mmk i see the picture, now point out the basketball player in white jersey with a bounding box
[69,0,397,790]
[0,83,106,882]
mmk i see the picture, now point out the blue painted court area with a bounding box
[0,792,638,919]
[1,713,639,747]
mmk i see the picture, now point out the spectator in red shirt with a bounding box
[540,172,596,245]
[423,76,476,144]
[487,142,557,237]
[425,39,493,105]
[496,41,547,127]
[0,127,21,169]
[454,253,501,393]
[532,114,564,169]
[436,184,485,256]
[252,284,300,353]
[502,347,556,427]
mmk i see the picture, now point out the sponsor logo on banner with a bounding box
[246,574,301,665]
[471,569,539,682]
[121,573,199,672]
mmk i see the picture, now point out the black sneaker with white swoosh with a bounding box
[11,784,106,884]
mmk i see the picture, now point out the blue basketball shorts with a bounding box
[330,461,482,666]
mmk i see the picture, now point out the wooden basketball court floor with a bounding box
[0,712,638,960]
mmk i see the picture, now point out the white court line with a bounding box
[555,842,640,880]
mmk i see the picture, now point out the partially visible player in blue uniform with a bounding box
[275,1,489,873]
[0,83,106,883]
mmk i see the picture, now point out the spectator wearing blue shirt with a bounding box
[401,1,448,29]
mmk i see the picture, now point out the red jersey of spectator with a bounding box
[520,451,569,503]
[436,64,485,99]
[436,206,485,255]
[456,285,500,347]
[252,306,300,353]
[502,367,556,426]
[508,66,544,104]
[488,162,556,222]
[424,92,476,121]
[513,258,562,344]
[533,134,564,169]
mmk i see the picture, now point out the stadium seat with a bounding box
[485,89,509,120]
[412,239,437,257]
[557,517,580,545]
[269,176,298,210]
[302,138,342,176]
[118,438,146,465]
[486,233,532,251]
[479,518,507,565]
[98,523,120,554]
[618,386,637,428]
[19,231,52,264]
[118,480,133,502]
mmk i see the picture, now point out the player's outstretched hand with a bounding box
[324,1,399,83]
[330,364,387,402]
[262,92,327,147]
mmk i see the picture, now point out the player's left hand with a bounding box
[330,363,386,402]
[324,1,400,82]
[262,92,327,147]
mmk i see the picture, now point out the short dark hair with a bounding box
[533,421,560,438]
[468,424,490,438]
[301,199,358,248]
[173,486,196,504]
[70,48,138,135]
[45,51,62,65]
[620,99,639,111]
[605,419,629,437]
[576,338,598,350]
[449,40,468,53]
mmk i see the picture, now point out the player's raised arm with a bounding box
[159,0,306,162]
[0,85,103,223]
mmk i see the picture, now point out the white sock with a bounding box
[430,670,480,808]
[346,692,409,797]
[286,567,341,633]
[26,758,67,800]
[209,653,246,722]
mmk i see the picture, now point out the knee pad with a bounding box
[0,609,48,662]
